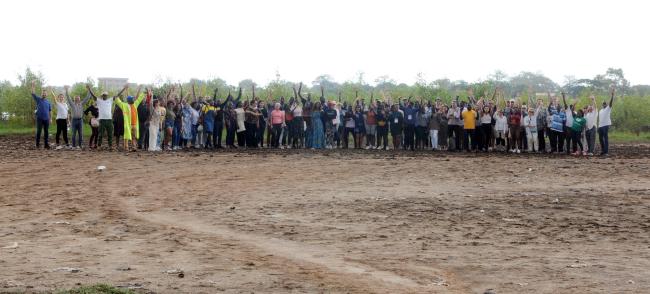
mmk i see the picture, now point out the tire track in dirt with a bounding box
[117,196,467,293]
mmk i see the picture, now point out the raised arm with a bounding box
[114,84,128,99]
[609,87,615,107]
[212,87,219,101]
[86,84,98,100]
[64,85,72,105]
[561,92,567,109]
[191,82,197,102]
[236,87,242,104]
[297,82,305,101]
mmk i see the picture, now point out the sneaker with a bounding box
[364,146,371,150]
[587,152,594,156]
[55,145,64,150]
[516,149,521,154]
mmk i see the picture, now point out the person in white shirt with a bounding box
[51,90,69,148]
[598,88,615,156]
[494,110,508,152]
[584,95,599,155]
[88,84,127,150]
[523,107,539,152]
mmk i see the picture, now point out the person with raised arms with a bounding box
[598,87,615,156]
[65,85,92,149]
[113,85,144,152]
[87,83,127,150]
[50,88,69,149]
[30,80,52,149]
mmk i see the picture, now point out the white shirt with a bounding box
[598,106,612,128]
[524,114,537,131]
[565,109,574,127]
[333,108,340,125]
[55,102,69,120]
[190,108,200,125]
[585,111,597,129]
[235,108,246,132]
[495,115,507,132]
[97,98,113,120]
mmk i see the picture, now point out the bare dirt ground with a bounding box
[1,135,650,294]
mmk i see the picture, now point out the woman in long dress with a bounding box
[311,102,325,149]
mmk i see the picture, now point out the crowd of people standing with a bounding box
[30,81,616,156]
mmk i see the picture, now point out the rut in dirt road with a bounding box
[118,196,466,293]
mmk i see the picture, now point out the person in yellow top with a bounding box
[461,105,477,151]
[114,85,143,151]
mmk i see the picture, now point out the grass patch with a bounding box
[609,131,650,143]
[56,284,136,294]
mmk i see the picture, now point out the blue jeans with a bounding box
[173,121,181,147]
[598,125,609,154]
[71,118,83,147]
[36,119,50,147]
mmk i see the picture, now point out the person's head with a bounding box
[467,105,472,111]
[101,91,109,100]
[280,96,285,103]
[483,106,490,113]
[391,104,398,112]
[41,90,48,98]
[242,100,249,108]
[602,100,608,108]
[74,95,81,104]
[259,101,266,109]
[451,101,457,108]
[274,102,281,110]
[355,105,361,112]
[153,99,159,108]
[215,99,222,106]
[226,101,233,109]
[498,110,504,117]
[577,109,584,117]
[442,105,449,113]
[167,100,175,108]
[127,96,135,104]
[528,108,534,116]
[190,101,198,109]
[313,101,322,111]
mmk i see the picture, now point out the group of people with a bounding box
[30,81,615,156]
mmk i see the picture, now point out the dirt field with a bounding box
[1,135,649,293]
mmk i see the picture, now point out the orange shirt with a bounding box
[462,109,477,130]
[130,104,137,126]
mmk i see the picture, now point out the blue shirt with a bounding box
[403,107,417,125]
[32,94,51,121]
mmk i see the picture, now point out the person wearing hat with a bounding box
[113,85,144,151]
[88,84,128,150]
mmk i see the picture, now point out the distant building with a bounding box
[97,77,128,92]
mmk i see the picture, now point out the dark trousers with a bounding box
[343,127,354,148]
[404,125,415,150]
[55,119,68,145]
[449,125,462,151]
[549,129,564,152]
[89,126,98,147]
[71,118,83,147]
[98,119,113,147]
[537,128,546,152]
[565,127,574,153]
[271,124,282,148]
[377,126,388,148]
[245,122,257,148]
[236,131,245,147]
[585,127,596,154]
[36,119,50,148]
[214,122,223,147]
[464,129,476,151]
[572,130,584,152]
[480,123,492,151]
[598,125,609,154]
[139,122,149,149]
[257,121,266,147]
[226,124,236,146]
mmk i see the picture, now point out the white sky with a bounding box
[2,0,648,86]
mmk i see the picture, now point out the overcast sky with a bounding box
[2,0,648,86]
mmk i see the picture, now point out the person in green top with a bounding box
[570,109,586,156]
[114,85,144,152]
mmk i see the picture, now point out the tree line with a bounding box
[1,67,648,134]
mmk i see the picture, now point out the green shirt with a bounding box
[571,117,586,132]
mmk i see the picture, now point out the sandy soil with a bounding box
[1,135,650,293]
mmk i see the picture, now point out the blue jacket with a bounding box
[32,94,51,121]
[549,107,565,132]
[402,106,417,126]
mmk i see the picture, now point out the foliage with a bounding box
[1,67,649,135]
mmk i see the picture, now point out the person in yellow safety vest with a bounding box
[114,85,144,152]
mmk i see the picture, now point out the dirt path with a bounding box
[1,136,649,293]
